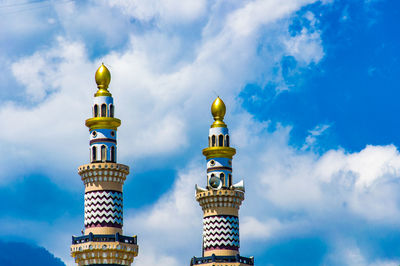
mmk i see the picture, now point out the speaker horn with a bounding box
[232,180,245,192]
[195,184,207,193]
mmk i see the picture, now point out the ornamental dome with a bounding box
[211,97,226,121]
[95,63,111,89]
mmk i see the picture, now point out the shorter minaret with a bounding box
[70,64,138,265]
[190,97,254,265]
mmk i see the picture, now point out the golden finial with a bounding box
[211,97,227,128]
[94,63,111,97]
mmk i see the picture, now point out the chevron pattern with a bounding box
[203,215,239,250]
[84,190,123,228]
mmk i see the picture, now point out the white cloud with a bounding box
[101,106,400,264]
[108,0,208,24]
[11,38,86,102]
[0,0,325,185]
[284,28,324,64]
[284,9,325,64]
[241,216,283,239]
[325,239,400,266]
[236,121,400,224]
[53,1,132,49]
[4,0,391,265]
[106,117,400,264]
[302,123,331,150]
[123,162,203,266]
[0,1,55,39]
[226,0,312,37]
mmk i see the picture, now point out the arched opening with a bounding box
[226,135,229,147]
[110,104,114,118]
[218,135,224,146]
[101,145,107,162]
[228,174,232,187]
[110,146,115,163]
[92,146,97,162]
[208,136,210,147]
[94,105,99,117]
[101,104,107,117]
[211,135,216,147]
[208,173,215,188]
[220,173,225,186]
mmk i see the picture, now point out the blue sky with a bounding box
[1,0,400,265]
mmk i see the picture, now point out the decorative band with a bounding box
[207,166,232,173]
[190,255,254,265]
[90,138,117,145]
[85,222,122,229]
[85,189,122,194]
[84,190,123,228]
[204,245,238,251]
[203,215,240,250]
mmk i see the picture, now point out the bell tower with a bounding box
[190,97,254,265]
[70,64,139,265]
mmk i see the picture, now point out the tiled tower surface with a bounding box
[71,64,138,266]
[190,97,254,266]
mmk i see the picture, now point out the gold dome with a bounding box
[211,97,227,128]
[211,97,226,120]
[95,63,111,89]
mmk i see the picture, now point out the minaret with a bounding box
[70,64,138,265]
[190,97,254,265]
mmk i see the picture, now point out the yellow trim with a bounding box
[204,249,238,257]
[202,146,236,159]
[211,120,227,128]
[84,180,123,192]
[85,227,122,235]
[203,206,239,216]
[94,88,112,97]
[85,117,121,130]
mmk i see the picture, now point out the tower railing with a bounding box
[190,255,254,265]
[72,231,137,244]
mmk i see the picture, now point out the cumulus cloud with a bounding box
[0,0,325,185]
[284,29,324,64]
[5,0,394,265]
[112,117,400,265]
[284,10,325,64]
[108,0,208,24]
[325,239,400,266]
[241,216,283,239]
[123,162,202,265]
[237,124,400,224]
[11,38,87,102]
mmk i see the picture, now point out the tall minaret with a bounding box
[70,64,138,265]
[190,97,254,266]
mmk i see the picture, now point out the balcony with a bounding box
[190,254,254,265]
[72,232,137,245]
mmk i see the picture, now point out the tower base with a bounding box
[190,255,254,266]
[71,233,138,266]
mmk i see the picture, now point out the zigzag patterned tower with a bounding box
[190,97,254,266]
[70,64,138,265]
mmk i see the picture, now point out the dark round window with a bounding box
[209,175,221,189]
[92,131,97,138]
[111,131,115,137]
[210,160,215,166]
